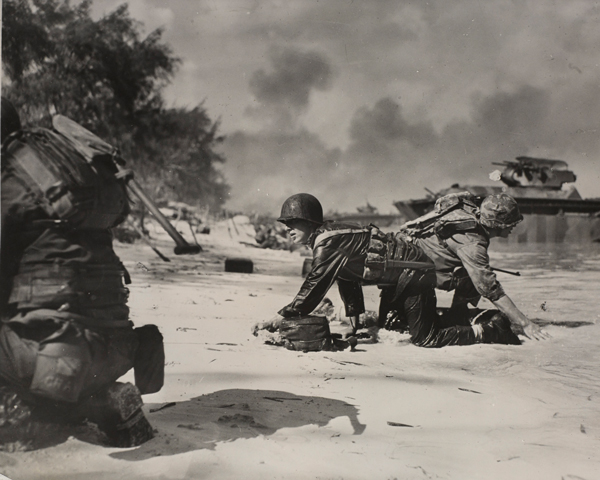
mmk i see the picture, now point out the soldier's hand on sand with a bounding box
[523,322,550,341]
[251,323,261,336]
[252,315,284,336]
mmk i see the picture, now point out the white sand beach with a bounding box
[2,221,599,480]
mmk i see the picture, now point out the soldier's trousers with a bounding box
[379,272,478,348]
[0,320,138,404]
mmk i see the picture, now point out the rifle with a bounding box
[491,266,520,276]
[52,115,201,255]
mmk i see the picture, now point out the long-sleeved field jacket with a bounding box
[278,221,372,318]
[412,227,506,302]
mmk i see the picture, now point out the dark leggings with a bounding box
[379,274,477,348]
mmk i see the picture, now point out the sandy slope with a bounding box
[2,222,599,480]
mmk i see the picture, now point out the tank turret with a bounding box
[494,157,576,189]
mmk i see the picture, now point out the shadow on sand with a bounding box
[110,388,366,461]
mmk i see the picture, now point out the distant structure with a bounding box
[394,157,600,244]
[356,202,378,215]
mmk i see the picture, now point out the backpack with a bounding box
[279,316,333,352]
[400,192,481,240]
[2,118,130,230]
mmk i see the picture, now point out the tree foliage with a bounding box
[2,0,228,211]
[126,105,228,210]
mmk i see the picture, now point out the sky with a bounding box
[92,0,600,216]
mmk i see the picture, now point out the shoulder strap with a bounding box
[313,228,370,249]
[433,208,480,241]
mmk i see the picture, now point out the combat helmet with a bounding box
[1,97,22,144]
[277,193,324,225]
[479,193,523,229]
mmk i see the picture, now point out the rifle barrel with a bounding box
[491,266,521,276]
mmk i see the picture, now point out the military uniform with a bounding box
[413,226,505,308]
[1,101,161,448]
[405,192,524,312]
[278,221,513,347]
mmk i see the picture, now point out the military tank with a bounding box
[393,157,600,243]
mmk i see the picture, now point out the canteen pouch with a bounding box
[363,226,393,282]
[133,325,165,394]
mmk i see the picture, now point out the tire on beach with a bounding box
[224,257,254,273]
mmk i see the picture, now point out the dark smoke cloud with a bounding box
[88,0,600,212]
[437,85,552,180]
[220,128,343,214]
[348,97,437,156]
[223,80,599,216]
[222,95,442,215]
[249,46,333,112]
[470,86,551,148]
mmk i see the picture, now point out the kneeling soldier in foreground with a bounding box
[0,97,163,449]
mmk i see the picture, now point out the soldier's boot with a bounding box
[331,335,358,351]
[0,386,34,451]
[383,310,409,333]
[88,382,154,447]
[477,313,521,345]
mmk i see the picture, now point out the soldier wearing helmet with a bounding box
[479,193,523,231]
[277,193,324,225]
[253,193,527,347]
[1,98,160,449]
[410,192,548,342]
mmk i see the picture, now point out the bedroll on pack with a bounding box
[279,316,332,352]
[400,192,481,239]
[2,127,129,230]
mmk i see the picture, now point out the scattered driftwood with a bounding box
[387,421,414,428]
[149,402,177,413]
[458,388,482,394]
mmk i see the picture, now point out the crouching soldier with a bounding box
[253,193,526,348]
[0,97,164,449]
[402,191,549,341]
